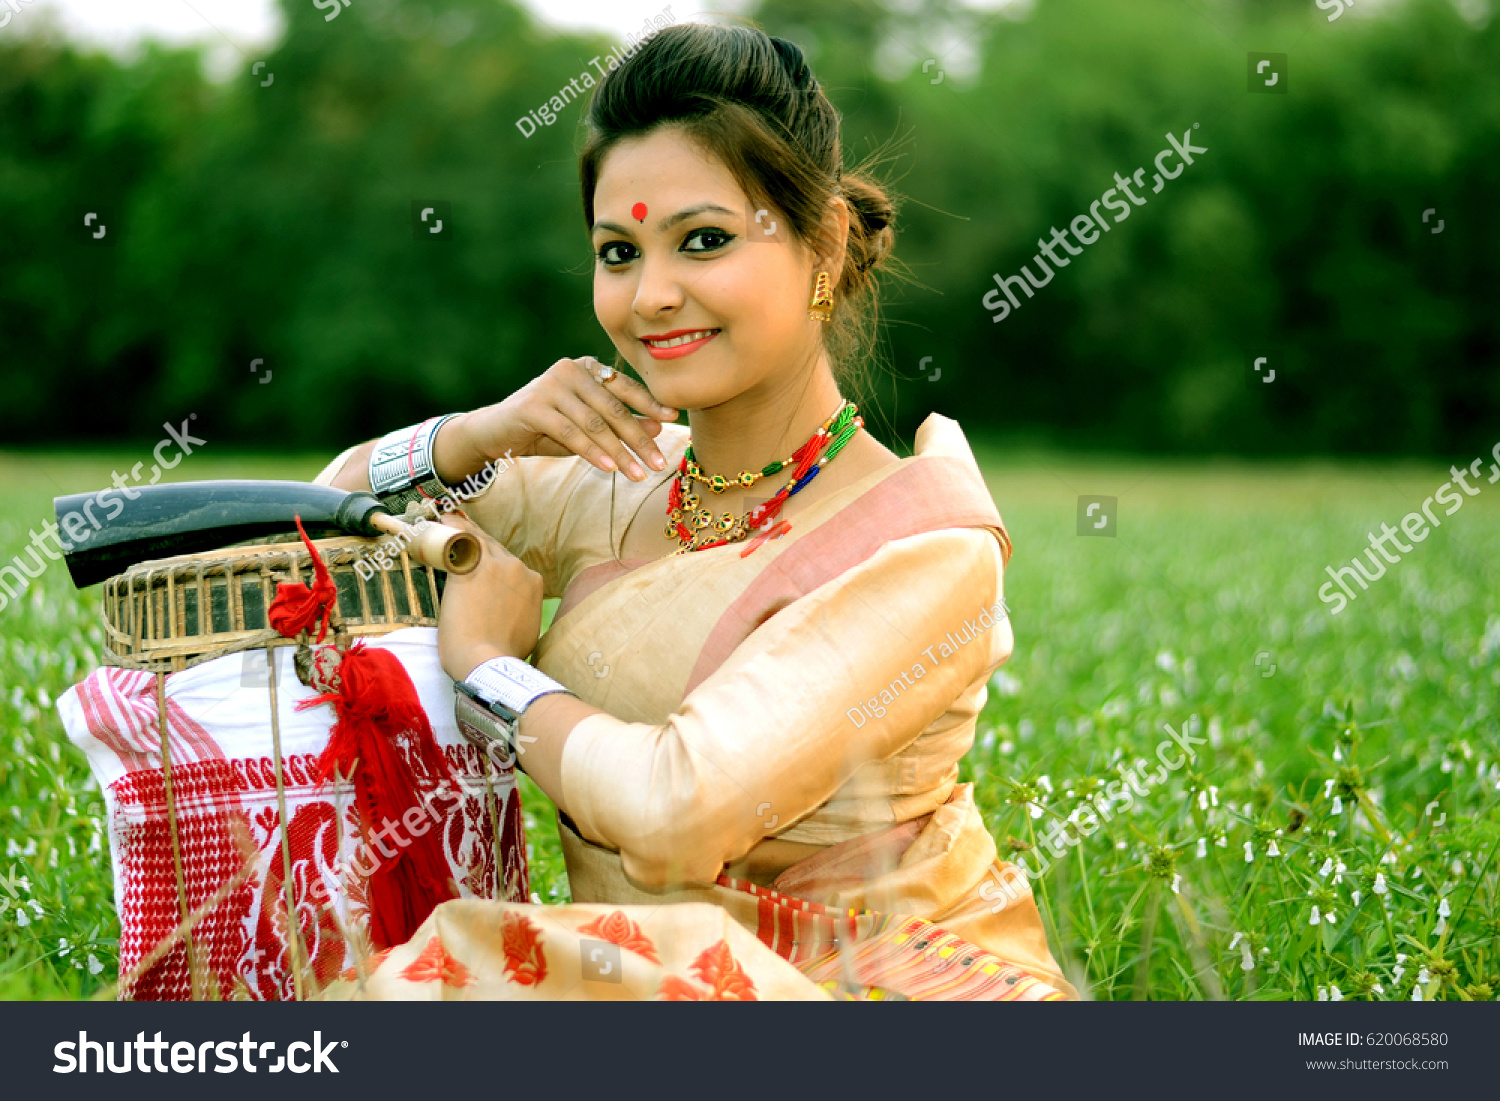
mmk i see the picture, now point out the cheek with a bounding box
[593,270,632,330]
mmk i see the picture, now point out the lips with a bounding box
[640,328,720,359]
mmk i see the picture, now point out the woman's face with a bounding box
[590,125,832,412]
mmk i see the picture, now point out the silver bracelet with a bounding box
[454,656,573,761]
[369,414,459,513]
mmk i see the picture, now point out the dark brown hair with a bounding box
[579,23,898,398]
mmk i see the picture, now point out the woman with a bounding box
[317,23,1074,1001]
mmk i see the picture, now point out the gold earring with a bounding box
[808,270,834,322]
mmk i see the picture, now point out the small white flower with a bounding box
[1438,897,1451,917]
[1393,966,1405,983]
[1417,967,1431,985]
[1324,778,1335,798]
[1329,985,1343,1001]
[1244,841,1255,863]
[1029,802,1044,820]
[1319,857,1334,878]
[1317,985,1329,1001]
[1309,905,1321,925]
[1037,775,1053,794]
[1333,861,1346,885]
[1198,790,1209,811]
[529,892,542,905]
[1267,839,1281,858]
[1332,795,1344,815]
[1352,890,1362,906]
[1324,910,1337,925]
[1372,983,1384,996]
[1171,873,1181,895]
[1373,872,1388,895]
[1333,745,1343,762]
[27,900,41,916]
[1196,838,1207,858]
[1240,943,1255,971]
[1216,834,1227,848]
[15,909,29,927]
[86,954,103,976]
[1229,932,1244,951]
[1381,850,1397,864]
[1412,984,1423,1001]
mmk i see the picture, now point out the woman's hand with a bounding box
[457,356,678,483]
[436,514,545,682]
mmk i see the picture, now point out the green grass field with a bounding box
[1,447,1497,1000]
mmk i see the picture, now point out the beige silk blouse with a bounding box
[450,413,1016,896]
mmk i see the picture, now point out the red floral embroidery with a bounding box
[577,910,662,964]
[656,974,706,1000]
[690,940,758,1000]
[655,940,759,1001]
[399,936,475,987]
[501,911,547,986]
[340,947,393,983]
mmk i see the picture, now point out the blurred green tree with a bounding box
[0,0,1493,456]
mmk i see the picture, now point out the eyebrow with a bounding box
[592,203,739,236]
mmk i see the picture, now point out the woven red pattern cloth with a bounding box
[58,631,528,1000]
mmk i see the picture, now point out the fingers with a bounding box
[545,394,657,481]
[570,372,674,478]
[576,357,677,423]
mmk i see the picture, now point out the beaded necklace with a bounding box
[666,401,862,554]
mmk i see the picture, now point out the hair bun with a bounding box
[839,174,896,274]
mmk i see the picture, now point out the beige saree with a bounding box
[317,413,1075,1001]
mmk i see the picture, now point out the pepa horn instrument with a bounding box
[54,480,479,590]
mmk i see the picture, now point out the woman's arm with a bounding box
[508,527,1013,888]
[318,357,679,493]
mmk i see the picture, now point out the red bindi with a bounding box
[631,202,647,222]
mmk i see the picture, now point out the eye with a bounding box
[596,240,637,267]
[682,227,734,253]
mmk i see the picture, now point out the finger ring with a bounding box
[595,364,618,386]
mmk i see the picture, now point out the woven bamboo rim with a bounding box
[100,535,441,674]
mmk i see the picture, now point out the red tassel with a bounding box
[267,522,460,951]
[268,516,338,642]
[301,643,459,950]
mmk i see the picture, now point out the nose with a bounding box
[631,252,685,320]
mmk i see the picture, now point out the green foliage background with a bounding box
[0,0,1495,455]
